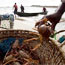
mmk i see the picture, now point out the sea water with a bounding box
[0,6,56,14]
[0,6,65,39]
[0,6,56,29]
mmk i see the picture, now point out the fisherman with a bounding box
[43,7,46,12]
[20,4,24,13]
[35,0,65,31]
[13,3,18,18]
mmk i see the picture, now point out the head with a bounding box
[15,3,16,5]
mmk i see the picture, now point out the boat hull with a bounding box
[16,11,47,17]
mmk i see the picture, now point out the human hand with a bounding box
[35,17,48,29]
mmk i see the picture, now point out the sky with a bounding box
[0,0,61,7]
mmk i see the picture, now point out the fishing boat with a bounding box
[16,11,48,17]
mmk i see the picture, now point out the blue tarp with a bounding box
[0,37,24,54]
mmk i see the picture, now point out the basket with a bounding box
[0,30,65,65]
[0,30,40,65]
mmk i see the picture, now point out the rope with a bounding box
[51,30,65,39]
[54,30,65,35]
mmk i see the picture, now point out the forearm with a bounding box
[57,3,65,14]
[61,0,65,3]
